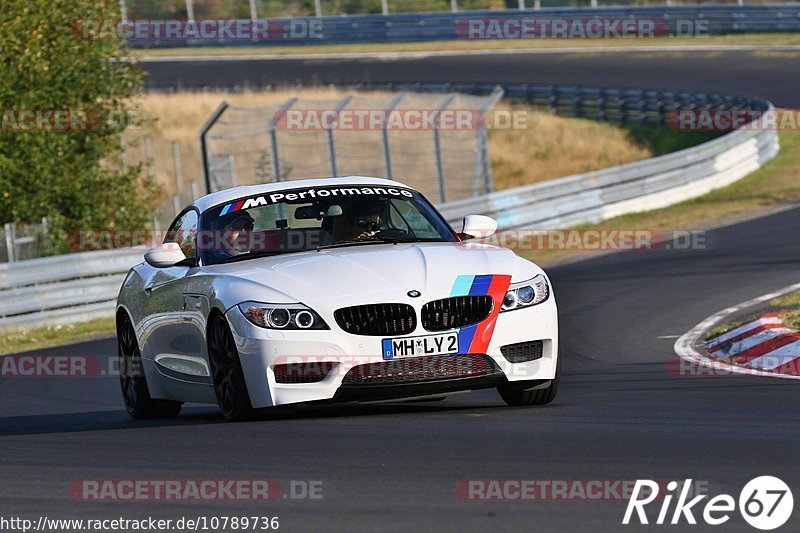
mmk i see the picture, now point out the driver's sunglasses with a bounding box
[230,221,254,231]
[357,218,380,231]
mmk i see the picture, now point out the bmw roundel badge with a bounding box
[407,290,421,298]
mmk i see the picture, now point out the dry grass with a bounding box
[125,89,653,201]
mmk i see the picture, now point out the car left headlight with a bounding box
[500,275,550,312]
[238,301,329,330]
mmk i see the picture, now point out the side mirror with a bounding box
[459,215,497,240]
[144,242,187,268]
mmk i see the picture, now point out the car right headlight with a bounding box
[500,274,550,312]
[238,302,329,330]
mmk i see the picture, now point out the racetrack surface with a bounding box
[141,49,800,107]
[2,203,800,531]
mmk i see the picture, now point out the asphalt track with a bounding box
[140,49,800,107]
[2,49,800,531]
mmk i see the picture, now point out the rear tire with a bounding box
[208,315,254,421]
[497,353,561,407]
[118,314,182,419]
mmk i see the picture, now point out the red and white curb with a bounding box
[674,281,800,380]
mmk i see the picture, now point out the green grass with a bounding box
[0,317,116,356]
[128,33,800,58]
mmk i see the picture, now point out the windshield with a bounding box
[199,185,457,266]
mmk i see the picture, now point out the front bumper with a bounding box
[226,297,558,408]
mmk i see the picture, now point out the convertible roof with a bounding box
[192,176,415,213]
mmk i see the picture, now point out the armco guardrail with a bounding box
[0,83,779,329]
[355,82,779,229]
[126,5,800,48]
[0,249,143,329]
[438,119,778,229]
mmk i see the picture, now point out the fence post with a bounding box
[173,195,181,217]
[433,93,457,203]
[451,0,458,13]
[190,179,199,200]
[382,93,405,181]
[185,0,195,20]
[199,101,229,194]
[518,0,525,10]
[269,98,298,182]
[534,0,541,9]
[327,96,353,178]
[472,86,504,196]
[172,141,183,195]
[382,0,389,16]
[4,223,16,263]
[120,0,128,22]
[590,0,598,7]
[314,0,323,17]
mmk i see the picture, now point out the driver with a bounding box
[209,211,254,263]
[343,200,384,241]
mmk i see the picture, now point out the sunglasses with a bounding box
[357,218,381,231]
[230,221,254,231]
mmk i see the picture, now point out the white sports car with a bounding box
[116,177,559,420]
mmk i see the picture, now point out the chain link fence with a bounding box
[198,89,503,224]
[1,220,53,264]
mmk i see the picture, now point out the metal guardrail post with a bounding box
[382,93,405,181]
[327,96,353,178]
[4,223,15,263]
[433,93,457,203]
[199,101,229,194]
[269,98,298,182]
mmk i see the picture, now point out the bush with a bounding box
[0,0,158,253]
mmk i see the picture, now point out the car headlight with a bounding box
[500,275,549,312]
[238,302,329,330]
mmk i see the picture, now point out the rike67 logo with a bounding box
[623,477,793,530]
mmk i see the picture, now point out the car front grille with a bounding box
[500,340,544,363]
[341,354,497,385]
[334,303,416,336]
[421,295,494,332]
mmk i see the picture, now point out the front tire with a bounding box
[497,353,561,407]
[118,314,182,419]
[208,315,254,421]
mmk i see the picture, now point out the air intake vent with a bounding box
[500,340,544,363]
[421,295,494,332]
[334,303,416,336]
[341,354,497,385]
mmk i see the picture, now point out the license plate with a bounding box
[382,332,459,360]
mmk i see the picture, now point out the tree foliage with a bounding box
[0,0,157,252]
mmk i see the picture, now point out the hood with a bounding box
[206,242,543,306]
